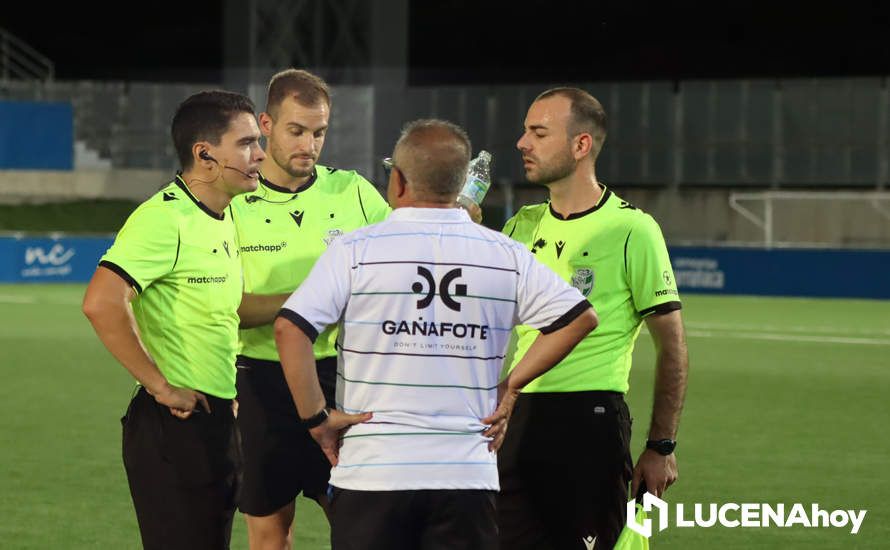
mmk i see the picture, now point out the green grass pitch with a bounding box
[0,284,887,548]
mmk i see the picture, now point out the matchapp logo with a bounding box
[187,275,228,284]
[626,493,867,538]
[413,267,467,311]
[241,241,287,253]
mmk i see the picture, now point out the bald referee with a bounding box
[273,119,599,550]
[498,87,689,549]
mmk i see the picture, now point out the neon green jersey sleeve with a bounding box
[101,204,177,292]
[626,213,680,316]
[358,177,391,223]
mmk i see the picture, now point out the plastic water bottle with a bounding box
[457,150,492,212]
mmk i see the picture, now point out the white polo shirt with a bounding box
[280,207,589,491]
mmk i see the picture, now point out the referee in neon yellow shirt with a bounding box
[229,69,390,549]
[82,90,265,549]
[498,88,689,550]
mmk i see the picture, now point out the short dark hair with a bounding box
[266,68,331,116]
[535,87,607,146]
[171,90,256,170]
[394,119,472,201]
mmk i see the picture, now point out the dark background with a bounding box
[2,1,890,83]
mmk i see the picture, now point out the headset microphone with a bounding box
[200,151,253,178]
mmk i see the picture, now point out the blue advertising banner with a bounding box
[670,246,890,299]
[0,236,113,283]
[0,100,74,170]
[2,237,887,299]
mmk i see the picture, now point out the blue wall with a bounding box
[0,100,74,170]
[670,246,890,299]
[0,236,112,283]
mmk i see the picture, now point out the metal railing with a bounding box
[0,27,54,82]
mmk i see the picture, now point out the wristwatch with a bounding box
[646,439,677,455]
[301,407,330,429]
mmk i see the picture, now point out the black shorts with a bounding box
[329,488,497,550]
[121,386,240,550]
[235,355,337,516]
[497,391,633,550]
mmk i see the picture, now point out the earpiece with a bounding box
[200,150,214,161]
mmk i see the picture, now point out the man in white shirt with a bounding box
[273,119,599,550]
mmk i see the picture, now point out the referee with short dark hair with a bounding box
[83,90,265,549]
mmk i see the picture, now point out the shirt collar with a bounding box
[387,207,471,223]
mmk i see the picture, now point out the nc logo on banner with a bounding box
[627,492,669,537]
[25,244,75,266]
[22,243,76,278]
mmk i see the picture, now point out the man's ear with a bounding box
[258,112,274,136]
[573,132,594,160]
[193,142,214,166]
[394,166,409,199]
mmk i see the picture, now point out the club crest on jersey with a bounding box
[571,267,594,296]
[324,229,343,246]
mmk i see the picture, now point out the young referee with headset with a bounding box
[228,69,390,549]
[83,90,265,549]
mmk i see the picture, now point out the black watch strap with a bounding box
[301,407,330,429]
[646,438,677,455]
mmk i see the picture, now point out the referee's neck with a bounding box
[548,176,603,218]
[259,157,311,192]
[180,169,235,216]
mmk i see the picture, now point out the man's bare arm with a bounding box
[82,266,209,417]
[274,316,371,466]
[646,310,688,440]
[482,307,599,451]
[238,292,292,329]
[632,309,688,497]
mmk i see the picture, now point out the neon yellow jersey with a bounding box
[230,165,391,361]
[99,177,242,398]
[502,187,681,393]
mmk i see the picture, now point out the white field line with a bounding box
[684,329,890,346]
[0,294,37,304]
[0,293,81,306]
[686,320,890,337]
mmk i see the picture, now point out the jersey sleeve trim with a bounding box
[623,229,632,276]
[276,308,320,342]
[639,301,682,318]
[357,183,369,223]
[539,299,592,335]
[98,260,143,294]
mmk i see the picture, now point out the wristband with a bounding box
[301,407,329,429]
